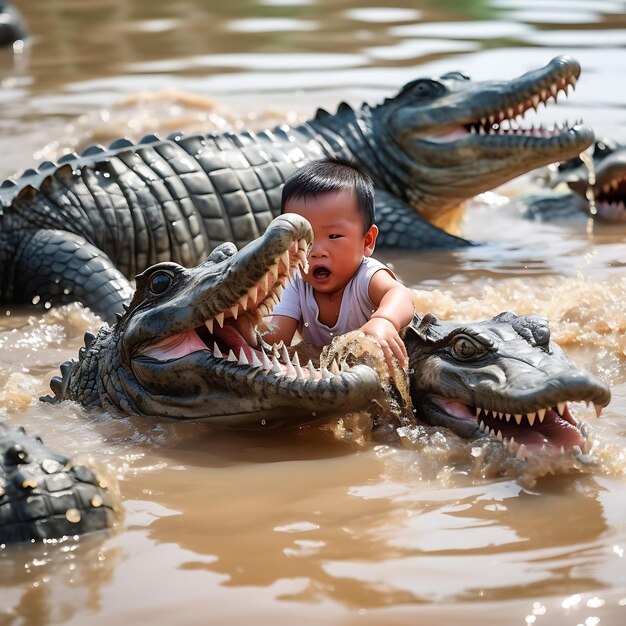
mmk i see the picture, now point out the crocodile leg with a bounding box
[12,229,133,324]
[374,190,471,250]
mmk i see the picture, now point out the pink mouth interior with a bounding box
[431,397,584,452]
[139,317,321,378]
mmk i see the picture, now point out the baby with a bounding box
[264,157,415,368]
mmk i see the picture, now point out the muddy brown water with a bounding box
[0,1,625,625]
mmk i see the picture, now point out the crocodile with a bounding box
[403,312,610,455]
[523,139,626,222]
[42,213,610,456]
[0,56,593,324]
[0,420,116,545]
[42,213,383,428]
[0,1,27,47]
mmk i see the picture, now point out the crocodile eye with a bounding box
[452,336,482,360]
[149,272,173,295]
[402,78,445,100]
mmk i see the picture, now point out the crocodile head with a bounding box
[44,214,382,428]
[371,56,594,220]
[404,312,611,456]
[551,138,626,222]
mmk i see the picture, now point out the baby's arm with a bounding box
[361,270,415,368]
[262,315,299,348]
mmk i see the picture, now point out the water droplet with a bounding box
[65,508,81,523]
[90,494,103,508]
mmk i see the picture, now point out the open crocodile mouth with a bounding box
[429,58,586,148]
[136,229,352,390]
[430,395,604,458]
[594,172,626,222]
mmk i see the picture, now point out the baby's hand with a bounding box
[360,317,408,370]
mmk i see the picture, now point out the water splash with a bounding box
[319,330,415,443]
[579,146,597,216]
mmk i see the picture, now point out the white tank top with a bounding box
[271,257,394,347]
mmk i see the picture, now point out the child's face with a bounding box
[283,190,377,295]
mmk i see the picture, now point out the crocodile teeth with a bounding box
[508,437,518,452]
[505,413,511,422]
[496,430,503,441]
[227,349,237,362]
[205,318,214,334]
[292,352,304,379]
[261,351,272,371]
[307,360,317,378]
[259,272,269,294]
[251,352,262,368]
[537,408,546,422]
[594,403,603,418]
[238,294,249,310]
[280,344,290,364]
[284,358,296,378]
[557,402,566,416]
[321,367,332,379]
[514,414,522,425]
[271,356,283,375]
[213,344,223,359]
[230,304,239,320]
[238,348,249,366]
[516,443,528,461]
[527,412,536,427]
[479,420,485,431]
[475,407,481,418]
[215,312,225,328]
[330,359,340,375]
[269,263,279,282]
[247,285,259,303]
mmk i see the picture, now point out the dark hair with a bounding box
[281,157,375,232]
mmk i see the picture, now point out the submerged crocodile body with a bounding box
[0,421,116,545]
[43,214,610,456]
[1,57,592,324]
[523,139,626,222]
